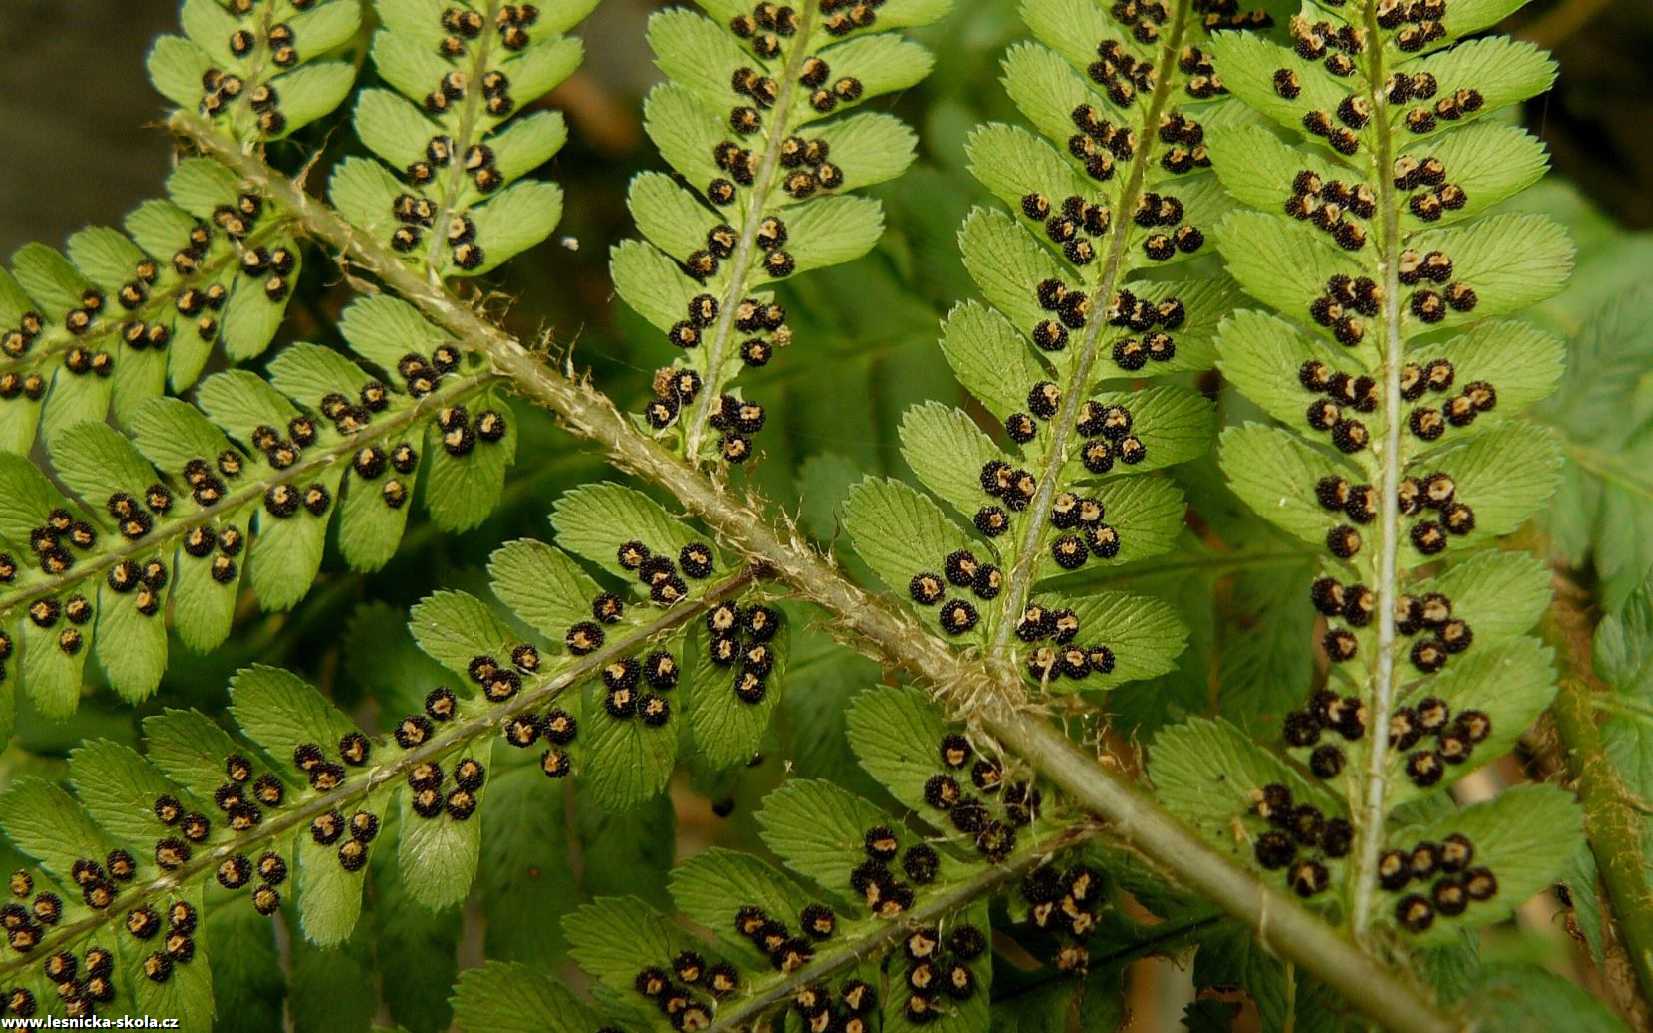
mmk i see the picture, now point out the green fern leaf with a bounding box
[0,156,308,454]
[1381,784,1580,943]
[898,402,1012,521]
[486,537,604,638]
[564,895,689,1025]
[451,961,601,1033]
[1414,549,1552,644]
[578,677,680,811]
[0,293,518,712]
[143,707,250,801]
[938,300,1056,420]
[1217,423,1363,549]
[1217,310,1564,449]
[150,0,362,145]
[757,778,904,894]
[328,0,592,280]
[683,616,789,770]
[409,589,523,676]
[551,482,726,579]
[843,685,963,815]
[669,847,814,960]
[557,684,1113,1029]
[1202,0,1580,939]
[842,477,987,642]
[610,0,950,465]
[397,736,493,911]
[836,0,1251,712]
[1055,590,1189,687]
[229,666,375,945]
[1541,289,1653,609]
[1378,637,1558,806]
[0,543,771,998]
[414,487,794,808]
[1152,717,1346,871]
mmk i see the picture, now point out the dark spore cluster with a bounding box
[1016,600,1117,687]
[1307,274,1380,346]
[1285,172,1375,253]
[1020,861,1105,974]
[1086,38,1157,110]
[920,732,1042,859]
[1248,783,1351,900]
[705,598,783,707]
[1385,831,1499,933]
[893,920,984,1022]
[1105,288,1185,373]
[1392,694,1491,788]
[1296,357,1374,454]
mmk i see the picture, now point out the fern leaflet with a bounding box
[837,0,1265,700]
[329,0,594,279]
[1193,0,1579,941]
[0,294,518,717]
[610,0,949,464]
[0,554,761,1019]
[0,160,310,455]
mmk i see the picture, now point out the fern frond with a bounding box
[0,294,519,716]
[0,158,319,454]
[834,0,1263,698]
[0,0,395,717]
[165,75,1464,1033]
[0,560,760,1017]
[557,684,1106,1030]
[1195,0,1579,940]
[608,0,950,464]
[147,0,364,146]
[328,0,593,280]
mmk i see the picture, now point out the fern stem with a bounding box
[991,0,1191,655]
[1349,0,1406,940]
[0,564,763,981]
[0,216,292,378]
[167,111,968,705]
[424,0,501,277]
[1544,576,1653,1021]
[0,371,502,625]
[707,821,1103,1031]
[681,1,820,461]
[168,113,1460,1033]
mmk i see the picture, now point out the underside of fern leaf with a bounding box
[1187,0,1581,944]
[839,0,1265,699]
[0,294,521,718]
[0,0,1632,1027]
[558,685,1114,1031]
[610,0,949,465]
[329,0,594,279]
[0,159,310,455]
[0,0,602,720]
[0,491,785,1020]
